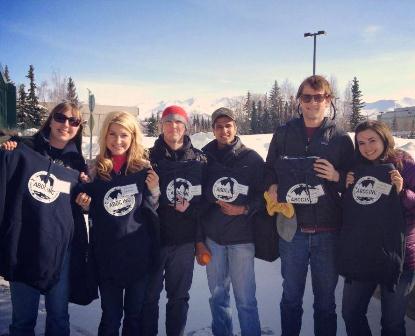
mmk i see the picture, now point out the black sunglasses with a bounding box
[53,113,81,127]
[300,94,329,103]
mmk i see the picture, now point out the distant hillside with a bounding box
[363,97,415,117]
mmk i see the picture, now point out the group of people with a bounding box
[0,74,414,336]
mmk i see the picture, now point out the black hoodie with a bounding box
[85,168,159,287]
[201,136,264,245]
[265,117,354,230]
[149,135,206,246]
[337,163,406,291]
[0,133,85,292]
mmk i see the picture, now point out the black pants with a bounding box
[98,276,148,336]
[140,243,195,336]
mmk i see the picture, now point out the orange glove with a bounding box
[264,191,295,218]
[195,242,212,266]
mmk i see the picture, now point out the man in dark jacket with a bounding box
[264,75,354,336]
[140,105,207,336]
[199,107,263,336]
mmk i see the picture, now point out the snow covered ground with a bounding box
[1,132,415,335]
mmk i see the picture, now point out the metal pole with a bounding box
[313,35,317,76]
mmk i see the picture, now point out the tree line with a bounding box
[4,64,366,134]
[4,65,80,129]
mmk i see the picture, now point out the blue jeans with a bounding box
[342,268,415,336]
[206,238,261,336]
[9,249,71,336]
[98,276,148,336]
[279,230,338,336]
[140,243,195,336]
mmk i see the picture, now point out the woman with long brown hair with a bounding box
[0,102,91,335]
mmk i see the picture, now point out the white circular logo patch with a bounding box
[166,178,194,203]
[212,177,248,203]
[286,183,324,204]
[103,187,136,216]
[352,176,382,205]
[28,171,60,203]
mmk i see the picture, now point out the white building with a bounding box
[377,106,415,135]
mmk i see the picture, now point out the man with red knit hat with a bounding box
[140,105,207,336]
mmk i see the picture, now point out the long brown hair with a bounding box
[354,120,406,170]
[38,102,84,154]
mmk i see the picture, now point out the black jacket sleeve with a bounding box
[329,133,355,193]
[264,129,281,189]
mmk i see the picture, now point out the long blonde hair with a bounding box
[96,111,149,180]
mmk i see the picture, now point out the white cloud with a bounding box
[362,25,381,40]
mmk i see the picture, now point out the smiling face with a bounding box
[162,119,186,148]
[299,84,330,127]
[49,109,80,149]
[105,123,132,156]
[213,116,237,148]
[356,129,385,161]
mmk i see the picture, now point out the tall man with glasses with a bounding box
[264,75,354,336]
[198,107,263,336]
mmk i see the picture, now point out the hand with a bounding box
[1,140,17,151]
[267,184,278,203]
[145,169,159,191]
[345,172,355,189]
[75,192,91,211]
[169,196,190,212]
[216,200,247,216]
[389,169,403,194]
[79,172,90,183]
[195,242,211,266]
[314,158,340,182]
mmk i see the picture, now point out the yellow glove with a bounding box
[264,191,295,218]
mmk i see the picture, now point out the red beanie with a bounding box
[161,105,189,128]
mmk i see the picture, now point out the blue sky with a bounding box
[1,0,414,111]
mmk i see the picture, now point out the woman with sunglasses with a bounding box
[0,102,92,336]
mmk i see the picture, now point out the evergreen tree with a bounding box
[256,100,264,133]
[66,77,80,107]
[239,91,252,134]
[268,81,283,129]
[146,113,158,137]
[250,101,258,134]
[3,65,13,83]
[349,77,365,130]
[260,93,272,133]
[26,65,42,127]
[16,84,29,129]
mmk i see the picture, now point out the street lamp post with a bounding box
[304,30,326,75]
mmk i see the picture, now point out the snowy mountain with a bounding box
[145,96,242,119]
[362,97,415,117]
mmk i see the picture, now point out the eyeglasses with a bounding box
[52,113,81,127]
[300,94,329,103]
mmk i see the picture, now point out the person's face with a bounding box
[299,84,330,125]
[105,123,132,156]
[356,129,385,161]
[162,120,186,145]
[213,116,237,148]
[49,110,80,148]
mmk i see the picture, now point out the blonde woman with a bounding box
[76,111,160,335]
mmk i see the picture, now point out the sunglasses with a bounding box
[53,113,81,127]
[300,94,329,103]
